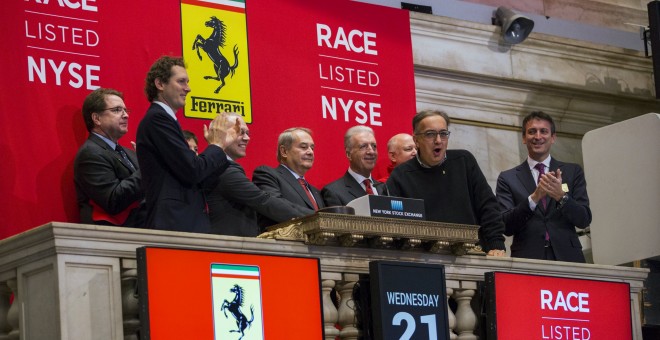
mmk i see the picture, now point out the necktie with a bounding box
[534,163,550,242]
[534,163,548,210]
[363,179,374,195]
[297,178,319,211]
[115,144,136,172]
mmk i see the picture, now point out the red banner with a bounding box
[1,0,414,238]
[242,0,416,185]
[488,272,632,340]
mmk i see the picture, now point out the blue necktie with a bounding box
[115,144,136,172]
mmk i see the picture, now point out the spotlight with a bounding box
[493,6,535,44]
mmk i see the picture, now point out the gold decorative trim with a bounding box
[262,213,481,255]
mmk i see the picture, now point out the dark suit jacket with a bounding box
[136,103,230,233]
[206,161,314,236]
[73,133,144,228]
[321,171,387,206]
[251,165,323,229]
[496,158,592,263]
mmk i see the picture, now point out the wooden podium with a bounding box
[258,212,481,255]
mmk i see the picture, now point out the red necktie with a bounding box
[297,178,319,211]
[363,179,374,195]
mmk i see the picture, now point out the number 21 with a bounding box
[392,312,437,340]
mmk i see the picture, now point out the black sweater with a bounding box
[386,150,505,252]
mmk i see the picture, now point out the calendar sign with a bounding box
[369,261,450,340]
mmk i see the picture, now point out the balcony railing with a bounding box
[0,222,649,340]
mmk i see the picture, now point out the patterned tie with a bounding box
[297,178,319,211]
[534,163,550,242]
[115,144,136,172]
[534,163,548,210]
[363,179,374,195]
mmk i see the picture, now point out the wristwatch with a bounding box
[558,193,569,208]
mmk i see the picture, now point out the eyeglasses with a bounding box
[416,130,451,140]
[103,107,131,114]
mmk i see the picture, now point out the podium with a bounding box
[260,212,481,255]
[346,194,426,221]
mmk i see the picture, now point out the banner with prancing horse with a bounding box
[181,0,252,122]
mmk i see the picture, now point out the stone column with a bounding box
[121,268,139,340]
[452,288,477,340]
[5,280,18,340]
[337,274,359,340]
[0,281,11,340]
[447,287,457,340]
[322,279,340,340]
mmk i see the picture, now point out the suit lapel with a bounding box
[515,161,536,195]
[125,150,139,171]
[343,172,365,199]
[277,165,316,209]
[373,180,387,195]
[515,161,548,214]
[89,134,136,173]
[545,158,565,213]
[310,188,325,208]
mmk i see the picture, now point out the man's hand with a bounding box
[204,112,240,149]
[530,184,547,204]
[487,249,506,257]
[539,169,564,201]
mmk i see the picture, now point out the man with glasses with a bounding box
[387,110,506,257]
[322,125,387,206]
[74,88,145,228]
[136,56,240,233]
[496,111,591,262]
[206,116,314,236]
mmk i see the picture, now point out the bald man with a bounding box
[378,133,416,182]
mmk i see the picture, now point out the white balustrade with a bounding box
[0,223,649,340]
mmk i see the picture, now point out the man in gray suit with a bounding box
[206,115,313,236]
[496,111,591,262]
[322,125,386,206]
[252,127,324,229]
[74,88,144,228]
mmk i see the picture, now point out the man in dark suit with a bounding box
[74,88,145,228]
[496,111,592,262]
[322,125,386,206]
[136,56,239,233]
[252,127,324,229]
[206,115,313,236]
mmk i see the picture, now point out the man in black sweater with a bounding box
[386,110,506,256]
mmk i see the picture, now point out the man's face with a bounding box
[390,134,416,166]
[93,94,128,142]
[186,138,198,155]
[414,115,449,167]
[348,131,378,177]
[523,118,556,162]
[281,130,315,176]
[156,65,190,111]
[224,116,250,160]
